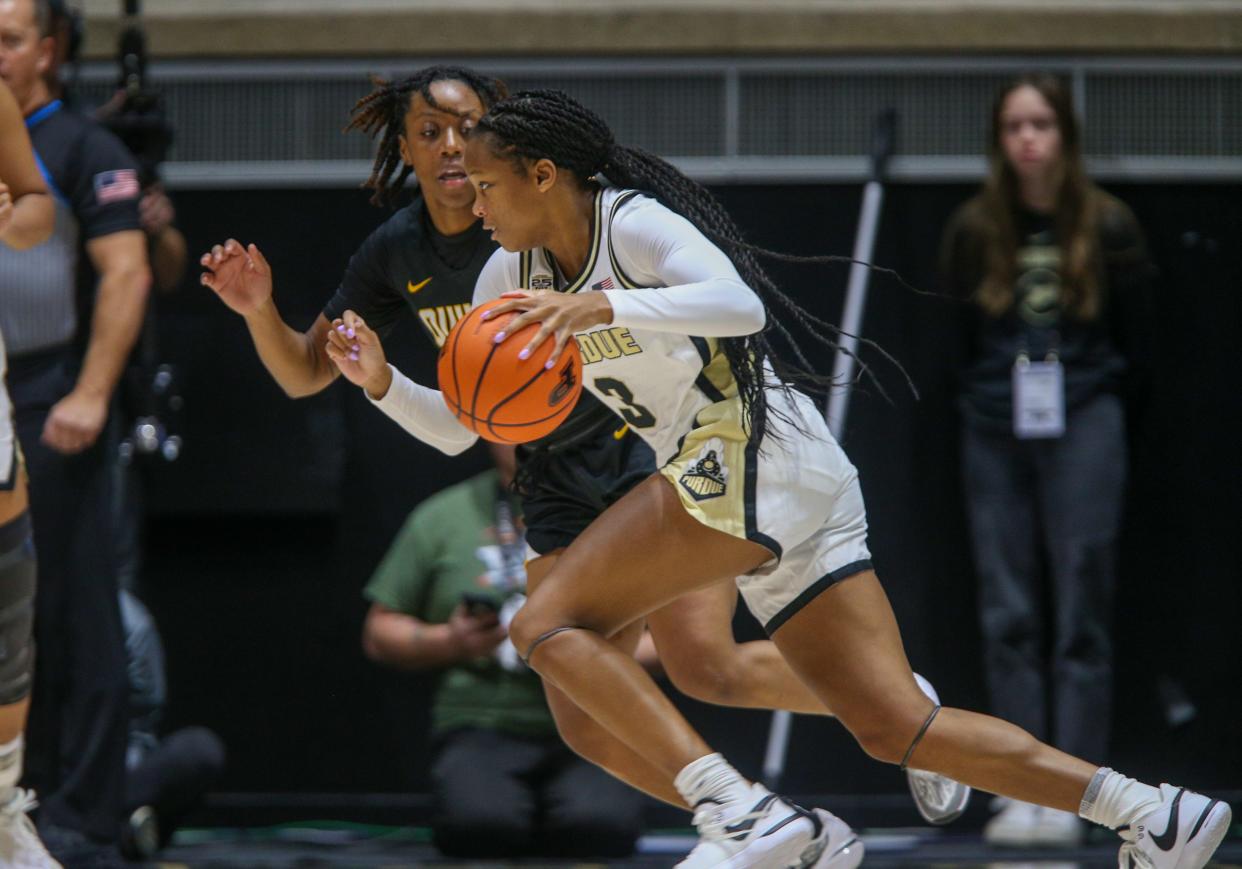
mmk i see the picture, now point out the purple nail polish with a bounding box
[545,359,555,370]
[518,348,531,360]
[346,328,356,338]
[349,352,359,362]
[480,311,491,320]
[336,324,346,333]
[493,332,506,343]
[351,344,360,353]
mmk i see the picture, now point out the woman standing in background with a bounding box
[940,73,1155,847]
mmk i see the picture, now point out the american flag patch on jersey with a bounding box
[93,169,140,204]
[590,277,615,291]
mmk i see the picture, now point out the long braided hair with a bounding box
[474,88,911,447]
[346,65,507,207]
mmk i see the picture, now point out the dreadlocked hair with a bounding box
[346,65,508,207]
[476,88,914,447]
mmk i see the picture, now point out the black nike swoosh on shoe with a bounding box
[760,803,823,841]
[723,794,779,837]
[1187,799,1220,842]
[1150,788,1184,851]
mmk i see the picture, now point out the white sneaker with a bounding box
[1119,784,1232,869]
[984,797,1042,846]
[906,674,972,824]
[810,809,864,869]
[1031,806,1084,846]
[0,789,62,868]
[676,784,829,869]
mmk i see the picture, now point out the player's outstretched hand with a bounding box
[200,239,273,317]
[325,310,392,399]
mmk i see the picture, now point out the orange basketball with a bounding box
[437,299,582,443]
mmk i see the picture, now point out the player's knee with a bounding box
[838,694,934,766]
[0,515,37,707]
[662,652,738,706]
[509,598,596,664]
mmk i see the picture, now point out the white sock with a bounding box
[0,734,22,804]
[674,753,753,811]
[1078,767,1164,830]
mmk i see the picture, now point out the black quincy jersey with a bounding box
[323,198,496,348]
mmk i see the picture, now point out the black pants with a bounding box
[431,728,643,859]
[962,392,1125,764]
[11,349,130,843]
[126,727,226,849]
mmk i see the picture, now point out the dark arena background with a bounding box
[10,0,1242,866]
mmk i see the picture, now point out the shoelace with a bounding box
[1,788,39,819]
[692,802,773,843]
[1118,839,1156,869]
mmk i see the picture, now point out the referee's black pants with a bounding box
[11,348,129,844]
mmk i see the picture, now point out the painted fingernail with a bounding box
[518,348,531,360]
[336,324,346,333]
[493,332,506,343]
[349,352,359,362]
[346,328,356,338]
[351,344,360,353]
[480,311,492,320]
[545,359,555,370]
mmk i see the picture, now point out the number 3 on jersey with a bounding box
[594,377,656,429]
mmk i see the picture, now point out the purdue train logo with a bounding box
[679,440,728,501]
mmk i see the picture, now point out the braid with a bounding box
[477,89,914,446]
[346,65,507,207]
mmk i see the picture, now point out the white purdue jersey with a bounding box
[372,186,873,630]
[473,187,764,466]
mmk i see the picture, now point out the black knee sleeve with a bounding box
[0,511,36,706]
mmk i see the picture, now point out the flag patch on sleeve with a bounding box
[93,169,140,204]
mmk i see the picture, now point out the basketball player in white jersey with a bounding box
[327,89,1231,869]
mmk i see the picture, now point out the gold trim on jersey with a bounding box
[551,189,604,295]
[605,190,644,290]
[518,250,532,289]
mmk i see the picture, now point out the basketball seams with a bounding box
[436,298,582,442]
[483,363,577,441]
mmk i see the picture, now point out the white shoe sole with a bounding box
[688,813,827,869]
[810,809,865,869]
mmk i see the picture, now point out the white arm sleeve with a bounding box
[472,247,519,306]
[602,197,766,337]
[367,364,479,456]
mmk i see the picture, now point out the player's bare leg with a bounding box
[647,580,827,714]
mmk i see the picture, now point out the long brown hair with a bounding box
[976,73,1102,320]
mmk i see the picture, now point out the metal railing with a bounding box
[68,55,1242,186]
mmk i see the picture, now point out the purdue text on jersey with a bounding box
[575,327,643,365]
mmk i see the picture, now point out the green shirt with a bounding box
[364,470,553,737]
